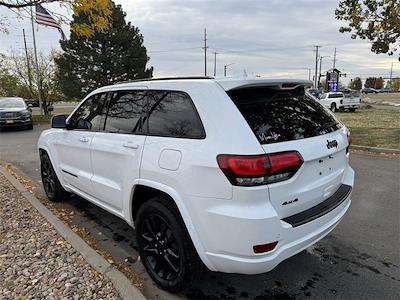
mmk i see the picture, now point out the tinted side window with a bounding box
[69,93,107,130]
[145,91,204,138]
[104,90,146,134]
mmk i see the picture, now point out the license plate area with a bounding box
[317,153,339,176]
[6,120,14,124]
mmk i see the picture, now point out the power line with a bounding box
[148,47,201,54]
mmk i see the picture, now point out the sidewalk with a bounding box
[0,173,120,299]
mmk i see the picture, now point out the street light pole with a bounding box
[318,55,330,89]
[224,63,235,77]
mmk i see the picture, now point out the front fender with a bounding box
[37,130,69,190]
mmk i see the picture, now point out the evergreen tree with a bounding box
[56,1,153,99]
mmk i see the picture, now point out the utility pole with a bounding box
[333,47,337,69]
[213,51,218,77]
[203,28,208,76]
[308,68,311,81]
[30,6,44,114]
[390,62,394,82]
[314,45,321,88]
[22,28,33,94]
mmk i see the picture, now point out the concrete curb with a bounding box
[0,166,146,300]
[351,145,400,154]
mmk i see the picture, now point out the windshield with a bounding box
[227,86,342,144]
[0,98,26,109]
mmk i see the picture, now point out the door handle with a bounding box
[79,137,90,143]
[123,142,139,149]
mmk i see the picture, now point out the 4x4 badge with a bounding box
[326,139,338,149]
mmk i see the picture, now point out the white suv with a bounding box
[38,77,354,291]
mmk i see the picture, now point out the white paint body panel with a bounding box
[38,78,354,274]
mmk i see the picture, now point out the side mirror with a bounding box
[51,114,67,128]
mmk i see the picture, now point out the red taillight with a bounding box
[217,151,303,186]
[253,241,278,253]
[268,152,303,174]
[217,155,269,176]
[346,130,352,154]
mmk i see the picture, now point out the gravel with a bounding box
[0,174,120,299]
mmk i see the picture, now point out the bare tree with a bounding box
[8,51,63,113]
[0,1,63,8]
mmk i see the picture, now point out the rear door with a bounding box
[90,89,147,211]
[227,85,349,219]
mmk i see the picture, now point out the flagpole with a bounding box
[30,5,44,115]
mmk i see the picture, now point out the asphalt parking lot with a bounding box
[0,125,399,300]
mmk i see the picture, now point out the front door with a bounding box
[90,89,147,211]
[56,93,107,195]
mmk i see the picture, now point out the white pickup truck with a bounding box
[319,91,361,112]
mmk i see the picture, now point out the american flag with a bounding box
[35,4,65,40]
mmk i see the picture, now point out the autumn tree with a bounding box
[364,77,385,89]
[55,1,153,99]
[349,77,362,90]
[389,79,400,91]
[0,54,19,96]
[335,0,400,56]
[0,0,112,37]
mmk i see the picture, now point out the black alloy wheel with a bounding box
[140,214,182,281]
[136,197,202,292]
[41,155,56,199]
[40,153,69,201]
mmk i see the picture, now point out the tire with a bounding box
[27,123,33,130]
[349,108,356,112]
[136,197,202,292]
[330,103,337,112]
[40,152,70,202]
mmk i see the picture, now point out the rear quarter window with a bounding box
[144,91,205,139]
[227,86,342,144]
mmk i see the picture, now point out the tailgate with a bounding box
[262,127,349,218]
[225,83,351,219]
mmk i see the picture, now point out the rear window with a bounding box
[328,93,343,98]
[227,86,342,144]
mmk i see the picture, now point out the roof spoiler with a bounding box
[217,79,313,91]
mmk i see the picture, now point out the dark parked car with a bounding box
[361,88,379,94]
[0,97,33,130]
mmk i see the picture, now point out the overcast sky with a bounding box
[0,0,398,83]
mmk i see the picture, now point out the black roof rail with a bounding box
[115,76,214,85]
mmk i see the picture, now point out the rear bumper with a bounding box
[204,196,350,274]
[342,105,359,109]
[189,165,354,274]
